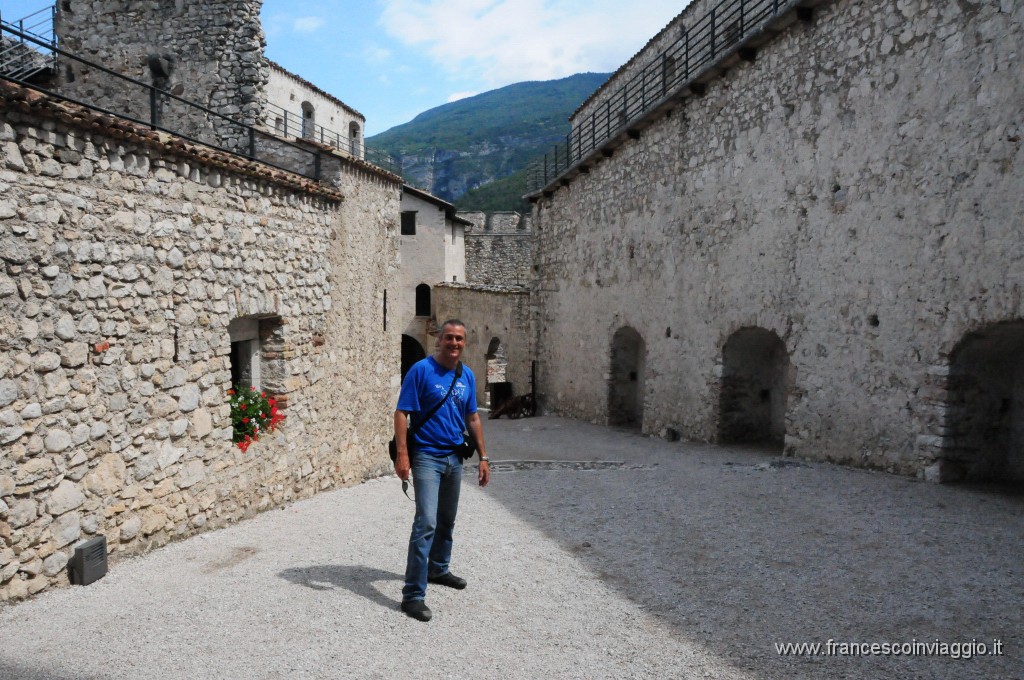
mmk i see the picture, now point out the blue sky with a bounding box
[4,0,689,136]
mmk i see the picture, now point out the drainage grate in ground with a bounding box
[723,458,812,472]
[484,460,657,473]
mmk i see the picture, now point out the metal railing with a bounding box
[0,6,57,81]
[0,22,401,183]
[525,0,795,193]
[259,100,401,176]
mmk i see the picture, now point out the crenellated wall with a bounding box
[0,82,399,601]
[462,211,534,288]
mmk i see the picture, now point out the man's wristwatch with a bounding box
[479,456,490,463]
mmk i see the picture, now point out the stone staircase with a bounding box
[0,5,56,83]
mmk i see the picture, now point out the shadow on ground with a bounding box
[278,565,403,610]
[482,416,1024,680]
[0,661,83,680]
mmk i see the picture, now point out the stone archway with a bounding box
[944,321,1024,483]
[484,336,510,408]
[608,327,645,429]
[400,334,426,382]
[719,327,788,447]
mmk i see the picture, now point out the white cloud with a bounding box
[364,44,393,63]
[447,91,478,103]
[379,0,687,86]
[262,12,288,37]
[293,16,326,32]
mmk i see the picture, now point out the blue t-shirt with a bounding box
[397,356,478,456]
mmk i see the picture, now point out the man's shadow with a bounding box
[279,565,402,610]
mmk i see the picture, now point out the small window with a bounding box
[349,121,361,155]
[663,55,677,90]
[228,318,261,390]
[415,284,431,317]
[401,211,417,235]
[230,339,260,389]
[301,101,315,139]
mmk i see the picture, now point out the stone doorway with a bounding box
[400,334,426,382]
[719,327,788,447]
[608,327,645,429]
[943,321,1024,483]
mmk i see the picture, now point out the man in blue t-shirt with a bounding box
[394,319,490,622]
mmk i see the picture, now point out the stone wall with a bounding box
[0,82,399,601]
[462,211,534,288]
[55,0,268,151]
[434,284,533,408]
[532,0,1024,479]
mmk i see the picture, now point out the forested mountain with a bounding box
[367,72,609,211]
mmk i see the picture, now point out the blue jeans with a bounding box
[403,452,463,602]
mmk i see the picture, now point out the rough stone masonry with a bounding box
[531,0,1024,481]
[0,81,400,602]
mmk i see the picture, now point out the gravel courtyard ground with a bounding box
[1,415,1021,679]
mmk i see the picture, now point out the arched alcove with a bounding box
[301,101,315,139]
[719,327,788,447]
[415,284,431,317]
[944,321,1024,483]
[401,334,426,382]
[484,336,510,408]
[608,326,645,429]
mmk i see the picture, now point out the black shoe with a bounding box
[401,599,432,622]
[428,572,467,590]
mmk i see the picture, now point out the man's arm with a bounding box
[467,411,490,487]
[394,410,411,481]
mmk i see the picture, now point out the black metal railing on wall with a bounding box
[525,0,796,194]
[0,22,401,183]
[259,100,401,176]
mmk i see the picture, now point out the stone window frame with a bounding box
[227,315,289,385]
